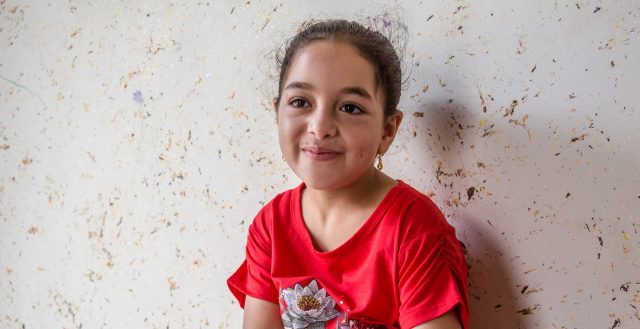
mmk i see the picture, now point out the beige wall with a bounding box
[1,1,638,328]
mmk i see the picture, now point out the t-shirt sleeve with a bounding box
[227,209,279,308]
[397,207,469,329]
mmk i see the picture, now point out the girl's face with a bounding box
[275,40,399,190]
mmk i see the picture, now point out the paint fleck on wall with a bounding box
[1,1,638,328]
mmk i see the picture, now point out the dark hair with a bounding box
[275,19,403,119]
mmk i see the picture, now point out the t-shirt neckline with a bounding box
[291,179,407,260]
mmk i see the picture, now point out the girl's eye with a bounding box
[290,99,310,108]
[340,103,363,114]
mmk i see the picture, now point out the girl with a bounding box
[227,19,469,329]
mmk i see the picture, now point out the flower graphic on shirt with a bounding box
[280,279,340,329]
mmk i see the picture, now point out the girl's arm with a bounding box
[243,295,284,329]
[412,310,462,329]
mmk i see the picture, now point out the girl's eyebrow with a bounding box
[284,81,372,100]
[284,81,313,91]
[340,86,372,100]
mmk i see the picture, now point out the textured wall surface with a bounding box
[1,1,638,328]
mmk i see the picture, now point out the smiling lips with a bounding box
[302,147,342,161]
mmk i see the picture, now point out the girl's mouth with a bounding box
[302,147,342,161]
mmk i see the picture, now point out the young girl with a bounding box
[227,19,469,329]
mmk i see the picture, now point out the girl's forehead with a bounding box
[285,40,379,94]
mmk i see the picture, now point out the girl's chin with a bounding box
[296,170,374,191]
[303,179,343,191]
[295,172,342,190]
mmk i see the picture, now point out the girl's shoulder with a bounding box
[258,183,302,213]
[248,182,304,232]
[393,180,456,241]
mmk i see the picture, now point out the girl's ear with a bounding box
[380,109,404,153]
[272,97,279,122]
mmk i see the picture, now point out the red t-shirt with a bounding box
[227,180,469,329]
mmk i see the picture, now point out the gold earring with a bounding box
[376,152,384,170]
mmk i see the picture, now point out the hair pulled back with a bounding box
[275,19,403,119]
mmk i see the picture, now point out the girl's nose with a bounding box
[307,105,337,139]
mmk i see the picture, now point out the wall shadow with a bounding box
[414,99,535,329]
[462,214,530,329]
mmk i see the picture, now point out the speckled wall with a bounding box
[1,1,638,328]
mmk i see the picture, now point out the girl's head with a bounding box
[273,19,405,190]
[275,19,402,120]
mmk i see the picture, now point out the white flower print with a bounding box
[281,279,340,329]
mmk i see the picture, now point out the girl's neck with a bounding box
[302,169,397,219]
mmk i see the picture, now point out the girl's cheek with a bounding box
[276,110,290,126]
[278,117,300,140]
[284,114,306,131]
